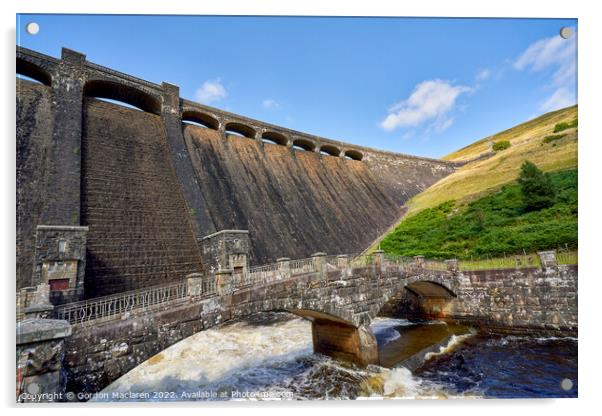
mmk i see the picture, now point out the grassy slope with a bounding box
[380,169,577,259]
[406,105,578,217]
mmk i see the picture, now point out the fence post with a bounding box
[373,250,385,273]
[445,259,459,273]
[277,257,291,279]
[312,252,327,278]
[538,250,557,271]
[215,269,233,295]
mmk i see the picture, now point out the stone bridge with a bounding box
[17,250,577,400]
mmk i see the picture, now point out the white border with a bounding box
[3,1,601,415]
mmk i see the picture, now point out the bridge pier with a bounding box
[311,319,378,367]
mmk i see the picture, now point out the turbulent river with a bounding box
[97,312,577,401]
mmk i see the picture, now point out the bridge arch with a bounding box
[224,122,256,139]
[344,149,363,161]
[83,79,161,115]
[261,131,288,146]
[181,110,219,130]
[319,144,341,157]
[16,57,52,86]
[292,138,316,152]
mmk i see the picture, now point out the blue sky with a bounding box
[17,15,577,158]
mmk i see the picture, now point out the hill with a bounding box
[371,105,578,257]
[407,105,577,218]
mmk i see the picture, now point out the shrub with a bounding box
[553,119,578,133]
[543,134,566,144]
[518,160,555,211]
[492,140,511,151]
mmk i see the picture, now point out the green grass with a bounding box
[543,134,566,144]
[380,169,577,260]
[553,118,578,133]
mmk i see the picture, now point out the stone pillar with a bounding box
[277,257,291,279]
[215,269,233,295]
[413,255,425,269]
[186,273,204,297]
[16,319,72,402]
[336,254,349,269]
[373,250,385,272]
[445,259,459,273]
[312,252,327,277]
[538,250,558,270]
[43,48,86,226]
[33,225,88,305]
[311,320,378,367]
[22,283,54,320]
[200,230,250,275]
[161,82,215,240]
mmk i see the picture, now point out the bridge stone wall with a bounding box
[58,260,576,397]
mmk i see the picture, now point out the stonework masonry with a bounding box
[16,46,469,298]
[59,259,577,396]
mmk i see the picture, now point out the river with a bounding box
[96,312,577,401]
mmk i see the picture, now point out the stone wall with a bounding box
[80,99,204,297]
[16,80,55,289]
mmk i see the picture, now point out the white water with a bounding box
[96,313,474,401]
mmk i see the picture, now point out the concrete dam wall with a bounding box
[16,46,460,298]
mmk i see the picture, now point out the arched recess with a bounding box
[182,110,219,130]
[83,79,161,115]
[261,131,288,146]
[292,138,316,152]
[381,280,456,321]
[319,144,341,157]
[16,58,52,86]
[224,122,256,139]
[344,149,363,161]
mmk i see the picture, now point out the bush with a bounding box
[518,161,555,211]
[492,140,511,151]
[543,134,566,144]
[553,119,578,133]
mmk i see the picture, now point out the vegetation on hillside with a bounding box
[518,161,556,211]
[380,168,577,260]
[492,140,511,151]
[554,118,578,133]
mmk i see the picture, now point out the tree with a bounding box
[518,160,555,211]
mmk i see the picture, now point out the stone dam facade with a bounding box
[17,46,462,299]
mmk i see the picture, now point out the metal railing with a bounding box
[557,250,578,265]
[349,253,374,268]
[54,281,188,325]
[458,253,541,271]
[290,258,315,275]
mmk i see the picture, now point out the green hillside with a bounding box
[380,169,577,259]
[373,105,578,258]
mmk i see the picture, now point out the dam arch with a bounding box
[83,79,161,115]
[182,110,219,130]
[224,122,256,139]
[17,58,52,86]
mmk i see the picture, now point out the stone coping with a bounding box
[36,225,89,231]
[200,229,249,240]
[17,318,72,345]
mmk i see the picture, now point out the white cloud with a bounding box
[539,87,576,113]
[195,79,227,104]
[475,68,491,81]
[514,30,577,113]
[262,99,279,109]
[380,79,471,132]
